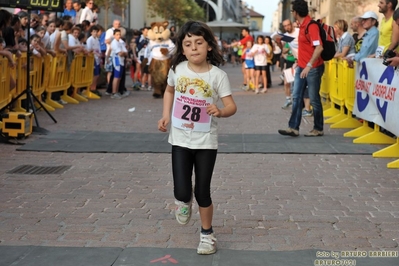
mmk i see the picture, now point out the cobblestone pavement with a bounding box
[0,63,398,252]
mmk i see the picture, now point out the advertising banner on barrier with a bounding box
[353,58,399,136]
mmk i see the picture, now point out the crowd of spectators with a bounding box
[0,1,166,104]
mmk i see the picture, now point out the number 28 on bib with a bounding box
[172,91,213,132]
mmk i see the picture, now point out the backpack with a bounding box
[305,19,337,61]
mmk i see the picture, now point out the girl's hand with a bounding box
[158,117,170,132]
[206,104,221,118]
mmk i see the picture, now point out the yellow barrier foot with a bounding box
[353,125,396,144]
[73,93,88,102]
[45,98,64,109]
[343,121,373,138]
[325,112,346,124]
[34,101,55,112]
[331,115,362,129]
[61,94,79,104]
[323,107,340,118]
[84,90,101,100]
[387,159,399,169]
[13,102,27,112]
[373,138,399,158]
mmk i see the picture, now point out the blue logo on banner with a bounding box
[357,61,369,112]
[376,66,395,121]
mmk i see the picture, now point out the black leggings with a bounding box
[171,145,217,208]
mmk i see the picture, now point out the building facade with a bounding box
[277,0,381,33]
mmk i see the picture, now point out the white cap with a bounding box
[360,11,378,20]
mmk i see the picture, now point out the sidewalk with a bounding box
[0,63,398,265]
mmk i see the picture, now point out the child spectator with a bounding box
[243,40,255,91]
[29,34,46,58]
[86,25,102,96]
[108,29,127,99]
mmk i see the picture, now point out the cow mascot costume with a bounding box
[147,21,175,98]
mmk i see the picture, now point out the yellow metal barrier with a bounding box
[320,61,331,109]
[387,158,399,168]
[343,120,374,138]
[325,59,346,123]
[46,53,74,108]
[0,56,11,112]
[373,137,399,169]
[13,53,28,112]
[70,53,97,101]
[323,60,340,117]
[373,138,399,158]
[330,60,362,129]
[10,54,56,112]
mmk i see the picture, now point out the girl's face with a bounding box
[47,23,56,33]
[31,37,39,46]
[246,41,252,48]
[257,37,263,44]
[265,38,270,44]
[37,30,45,38]
[182,34,211,65]
[20,17,28,27]
[73,30,80,39]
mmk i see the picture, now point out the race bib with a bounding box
[172,91,212,132]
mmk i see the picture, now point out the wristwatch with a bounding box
[306,62,312,68]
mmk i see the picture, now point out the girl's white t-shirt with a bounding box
[250,44,270,66]
[167,61,232,150]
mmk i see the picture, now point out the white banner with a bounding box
[353,58,399,136]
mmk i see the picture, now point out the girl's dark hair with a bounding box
[30,34,40,41]
[170,20,224,71]
[78,32,86,41]
[291,0,309,17]
[0,10,13,30]
[63,21,74,31]
[265,36,274,50]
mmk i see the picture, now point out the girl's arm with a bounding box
[206,95,237,118]
[54,32,66,53]
[158,84,175,132]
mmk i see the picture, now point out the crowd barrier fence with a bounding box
[1,55,398,168]
[322,58,398,169]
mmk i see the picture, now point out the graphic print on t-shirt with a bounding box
[172,76,213,132]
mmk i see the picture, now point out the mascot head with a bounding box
[148,21,171,43]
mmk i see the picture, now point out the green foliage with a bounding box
[147,0,205,26]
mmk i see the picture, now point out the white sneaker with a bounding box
[197,233,217,255]
[58,99,68,105]
[111,93,122,99]
[121,90,130,97]
[175,200,192,225]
